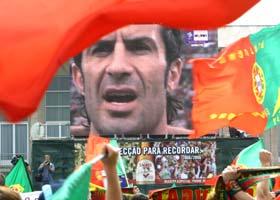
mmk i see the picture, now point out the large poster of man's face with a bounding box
[70,24,217,136]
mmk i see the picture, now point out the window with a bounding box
[0,123,28,164]
[45,76,71,138]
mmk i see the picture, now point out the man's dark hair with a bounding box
[72,25,185,126]
[0,173,5,186]
[131,193,149,200]
[73,26,185,77]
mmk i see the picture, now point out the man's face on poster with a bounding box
[73,24,182,135]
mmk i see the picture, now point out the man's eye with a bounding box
[89,45,113,57]
[126,43,152,55]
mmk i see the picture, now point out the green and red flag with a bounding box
[52,160,92,200]
[0,0,259,122]
[207,167,280,200]
[86,134,128,187]
[5,157,32,193]
[232,139,264,168]
[191,24,280,138]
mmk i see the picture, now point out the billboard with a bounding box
[119,140,216,185]
[72,137,259,189]
[70,25,218,137]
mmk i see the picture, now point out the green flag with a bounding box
[235,138,264,168]
[250,24,280,129]
[51,162,91,200]
[110,139,129,187]
[5,157,32,192]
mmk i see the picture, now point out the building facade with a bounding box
[0,64,71,173]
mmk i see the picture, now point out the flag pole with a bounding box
[88,154,106,165]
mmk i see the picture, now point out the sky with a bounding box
[231,0,280,26]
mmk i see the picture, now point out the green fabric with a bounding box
[51,162,91,200]
[249,24,280,129]
[110,139,128,178]
[236,138,264,167]
[5,157,32,192]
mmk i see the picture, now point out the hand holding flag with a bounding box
[51,144,122,200]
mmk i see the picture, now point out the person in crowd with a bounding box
[101,143,149,200]
[11,154,32,174]
[101,144,122,200]
[207,150,276,200]
[71,24,192,136]
[133,185,141,194]
[38,154,55,186]
[131,193,149,200]
[0,186,21,200]
[0,173,5,186]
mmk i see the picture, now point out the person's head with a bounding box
[0,174,5,186]
[133,185,140,194]
[10,155,23,166]
[44,154,50,162]
[131,193,149,200]
[0,186,21,200]
[72,24,185,135]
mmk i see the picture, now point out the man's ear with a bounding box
[167,58,183,91]
[72,63,85,95]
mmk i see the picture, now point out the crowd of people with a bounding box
[207,150,278,200]
[1,143,280,200]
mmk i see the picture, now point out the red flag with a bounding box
[190,37,267,138]
[191,24,280,138]
[0,0,259,121]
[274,177,280,191]
[86,133,110,186]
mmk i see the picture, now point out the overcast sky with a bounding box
[230,0,280,25]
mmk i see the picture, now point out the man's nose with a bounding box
[105,43,133,79]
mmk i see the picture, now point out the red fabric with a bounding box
[86,133,110,187]
[190,37,266,138]
[0,0,259,121]
[274,177,280,191]
[204,175,221,186]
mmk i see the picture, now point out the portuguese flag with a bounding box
[5,157,32,193]
[232,139,264,168]
[0,0,259,122]
[191,24,280,138]
[52,161,92,200]
[85,133,128,187]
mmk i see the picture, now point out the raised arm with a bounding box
[101,144,122,200]
[256,150,275,200]
[222,165,254,200]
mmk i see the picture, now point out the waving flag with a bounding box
[5,157,32,193]
[52,161,92,200]
[109,139,129,188]
[191,24,280,138]
[233,139,264,168]
[86,134,109,187]
[0,0,259,122]
[86,134,128,187]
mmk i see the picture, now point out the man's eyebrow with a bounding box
[86,39,115,53]
[93,39,116,47]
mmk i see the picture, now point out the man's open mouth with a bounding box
[103,90,137,103]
